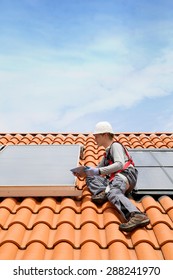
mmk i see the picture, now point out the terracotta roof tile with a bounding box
[153,223,173,246]
[131,228,160,249]
[117,134,131,148]
[161,242,173,259]
[0,132,173,259]
[159,196,173,212]
[141,196,165,213]
[134,242,163,260]
[147,208,173,228]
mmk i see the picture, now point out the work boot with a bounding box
[91,191,108,205]
[119,212,150,232]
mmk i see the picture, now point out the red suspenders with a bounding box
[104,142,134,181]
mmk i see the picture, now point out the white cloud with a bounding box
[1,22,173,132]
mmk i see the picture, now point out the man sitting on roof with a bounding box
[85,121,150,232]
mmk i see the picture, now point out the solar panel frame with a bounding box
[136,167,173,190]
[0,145,4,152]
[0,144,81,189]
[129,149,173,195]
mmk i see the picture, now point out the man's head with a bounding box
[93,121,114,147]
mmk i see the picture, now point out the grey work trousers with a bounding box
[86,168,139,220]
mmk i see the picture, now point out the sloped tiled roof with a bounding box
[0,132,173,260]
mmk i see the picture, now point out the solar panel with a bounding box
[129,150,159,166]
[152,150,173,166]
[129,149,173,196]
[0,145,82,197]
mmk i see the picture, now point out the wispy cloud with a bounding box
[0,0,173,132]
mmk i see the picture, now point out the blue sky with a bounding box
[0,0,173,133]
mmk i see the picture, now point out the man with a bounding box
[85,121,150,232]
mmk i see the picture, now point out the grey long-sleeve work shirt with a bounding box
[98,142,129,176]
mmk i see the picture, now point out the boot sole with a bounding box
[91,198,108,205]
[119,219,150,232]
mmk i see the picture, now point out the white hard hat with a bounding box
[93,121,114,134]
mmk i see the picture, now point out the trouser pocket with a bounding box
[121,167,138,194]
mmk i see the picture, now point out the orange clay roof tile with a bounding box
[0,132,173,259]
[160,242,173,260]
[134,242,163,260]
[141,196,165,213]
[159,196,173,212]
[147,208,173,228]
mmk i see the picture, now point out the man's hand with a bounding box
[85,167,99,176]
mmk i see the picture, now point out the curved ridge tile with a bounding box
[147,208,173,228]
[131,228,160,249]
[84,160,98,167]
[19,133,33,144]
[53,135,65,144]
[139,134,156,148]
[75,134,86,145]
[159,196,173,212]
[64,134,76,144]
[84,153,98,166]
[135,243,163,260]
[51,242,75,260]
[38,197,58,212]
[19,137,31,145]
[128,134,142,148]
[41,134,55,145]
[117,134,131,148]
[7,208,33,229]
[0,224,26,248]
[80,223,106,248]
[80,208,103,228]
[141,196,165,213]
[41,139,52,145]
[0,198,17,213]
[60,198,80,213]
[153,223,173,246]
[35,134,45,142]
[84,145,98,154]
[7,135,22,145]
[75,178,85,190]
[105,223,132,248]
[103,208,121,227]
[161,242,173,260]
[108,242,135,260]
[84,148,98,159]
[0,208,11,229]
[81,196,100,212]
[139,134,149,143]
[16,198,38,213]
[117,134,128,142]
[149,134,167,148]
[54,223,75,248]
[167,209,173,222]
[160,134,173,148]
[0,134,12,144]
[86,134,96,144]
[32,208,55,229]
[26,223,51,248]
[19,242,46,260]
[30,134,43,144]
[0,242,19,260]
[55,208,77,228]
[80,241,103,260]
